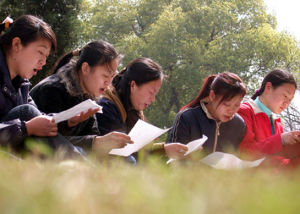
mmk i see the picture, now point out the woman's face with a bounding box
[130,78,162,111]
[11,38,51,79]
[208,92,243,122]
[263,83,296,114]
[81,59,118,98]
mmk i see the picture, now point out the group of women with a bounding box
[0,15,299,168]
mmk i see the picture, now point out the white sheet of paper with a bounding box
[200,152,265,170]
[53,99,102,123]
[185,135,208,156]
[109,119,170,157]
[166,135,208,164]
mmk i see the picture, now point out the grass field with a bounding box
[0,152,299,214]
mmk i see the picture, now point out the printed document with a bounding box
[109,119,170,157]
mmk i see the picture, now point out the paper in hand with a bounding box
[200,152,265,170]
[184,135,208,156]
[109,119,170,157]
[166,135,208,164]
[53,99,102,123]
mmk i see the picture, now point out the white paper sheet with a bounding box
[109,119,170,157]
[166,135,208,164]
[53,99,102,123]
[200,152,265,170]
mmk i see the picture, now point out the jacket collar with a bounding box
[0,49,29,93]
[254,97,272,117]
[200,99,223,125]
[56,60,93,100]
[247,99,280,119]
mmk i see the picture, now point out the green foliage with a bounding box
[0,0,82,85]
[1,0,299,127]
[79,0,300,127]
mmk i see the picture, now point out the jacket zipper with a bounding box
[213,121,221,152]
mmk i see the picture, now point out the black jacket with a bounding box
[0,49,32,146]
[167,103,246,154]
[30,61,100,150]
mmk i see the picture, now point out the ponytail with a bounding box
[181,75,216,111]
[52,40,120,75]
[112,67,126,90]
[251,89,263,100]
[112,57,163,111]
[52,49,81,74]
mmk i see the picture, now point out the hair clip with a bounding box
[2,16,13,29]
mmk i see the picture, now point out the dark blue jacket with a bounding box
[0,49,32,146]
[167,104,246,154]
[97,97,127,135]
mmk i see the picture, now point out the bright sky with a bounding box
[264,0,300,41]
[263,0,300,108]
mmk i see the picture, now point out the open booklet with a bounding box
[53,99,103,123]
[200,152,265,170]
[166,135,208,164]
[109,119,170,157]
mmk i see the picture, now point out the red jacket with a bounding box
[238,100,300,167]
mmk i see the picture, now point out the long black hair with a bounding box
[52,40,121,74]
[252,69,297,100]
[112,57,163,130]
[0,15,56,53]
[113,57,163,110]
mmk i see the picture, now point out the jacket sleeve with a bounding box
[97,99,126,135]
[64,115,99,150]
[64,135,95,150]
[238,105,283,159]
[166,111,191,145]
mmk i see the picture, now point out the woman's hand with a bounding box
[164,143,189,160]
[281,131,300,145]
[92,131,133,156]
[67,108,99,127]
[25,115,57,136]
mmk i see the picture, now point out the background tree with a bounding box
[80,0,300,128]
[1,0,299,130]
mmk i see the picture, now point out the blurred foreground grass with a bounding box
[0,153,299,214]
